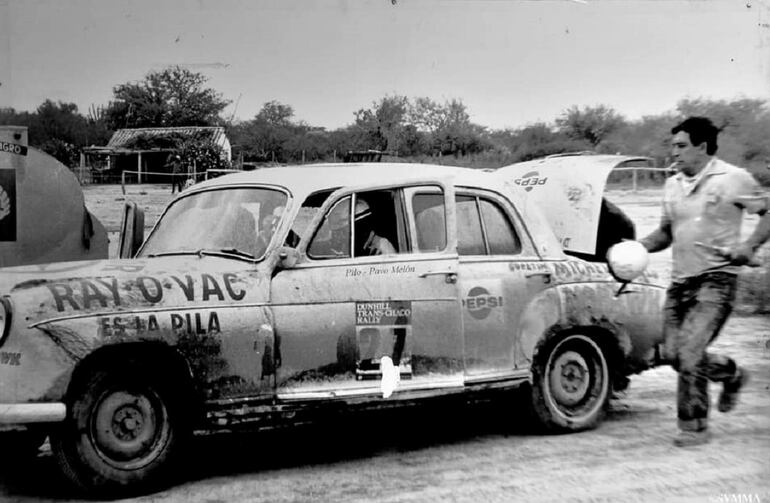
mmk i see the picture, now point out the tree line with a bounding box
[1,66,768,184]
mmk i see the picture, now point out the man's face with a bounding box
[671,131,708,176]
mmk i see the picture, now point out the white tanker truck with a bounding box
[0,126,108,267]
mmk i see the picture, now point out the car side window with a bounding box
[308,197,351,259]
[307,189,406,260]
[480,198,521,254]
[412,191,447,252]
[455,193,521,256]
[456,195,485,255]
[353,189,403,257]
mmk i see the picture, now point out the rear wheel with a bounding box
[531,333,610,431]
[51,364,189,496]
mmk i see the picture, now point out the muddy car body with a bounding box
[0,162,665,494]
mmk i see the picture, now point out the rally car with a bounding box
[0,162,666,495]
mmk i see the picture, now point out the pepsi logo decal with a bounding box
[513,171,548,192]
[462,286,503,320]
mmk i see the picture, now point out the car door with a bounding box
[270,181,465,400]
[454,188,551,382]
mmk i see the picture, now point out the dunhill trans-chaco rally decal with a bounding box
[355,301,412,380]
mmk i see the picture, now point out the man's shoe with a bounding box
[673,429,711,447]
[718,367,749,413]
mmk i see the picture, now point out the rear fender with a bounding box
[516,282,664,375]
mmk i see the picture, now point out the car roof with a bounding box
[191,163,496,197]
[184,161,565,259]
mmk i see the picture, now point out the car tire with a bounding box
[51,363,189,496]
[530,333,610,432]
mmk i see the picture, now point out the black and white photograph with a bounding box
[0,0,769,501]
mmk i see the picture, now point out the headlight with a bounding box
[0,296,12,347]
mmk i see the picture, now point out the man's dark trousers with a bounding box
[663,272,739,431]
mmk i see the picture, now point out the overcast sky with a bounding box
[1,0,768,130]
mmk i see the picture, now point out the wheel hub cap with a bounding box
[93,391,157,462]
[550,350,590,406]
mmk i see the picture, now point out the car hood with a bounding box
[494,155,653,255]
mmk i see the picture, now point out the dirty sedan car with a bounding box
[0,163,665,495]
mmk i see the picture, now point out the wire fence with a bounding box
[120,169,240,195]
[606,167,673,191]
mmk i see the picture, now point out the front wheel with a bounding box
[51,364,188,496]
[531,333,610,432]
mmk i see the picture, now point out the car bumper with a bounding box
[0,403,66,424]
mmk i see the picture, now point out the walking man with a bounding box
[640,116,770,447]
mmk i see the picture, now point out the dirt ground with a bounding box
[0,182,766,502]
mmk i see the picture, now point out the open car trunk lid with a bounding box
[494,154,654,259]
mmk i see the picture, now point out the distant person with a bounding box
[165,154,185,194]
[640,117,770,447]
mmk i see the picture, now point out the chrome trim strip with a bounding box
[277,378,465,401]
[0,403,66,423]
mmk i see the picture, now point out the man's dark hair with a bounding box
[671,116,719,155]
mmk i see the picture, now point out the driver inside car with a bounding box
[354,198,396,256]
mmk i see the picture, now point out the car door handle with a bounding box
[419,270,458,283]
[525,272,552,284]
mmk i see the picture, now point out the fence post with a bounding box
[137,152,143,184]
[632,168,638,192]
[79,152,86,185]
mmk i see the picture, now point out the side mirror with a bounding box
[277,246,300,269]
[119,201,145,258]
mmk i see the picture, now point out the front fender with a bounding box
[516,281,665,375]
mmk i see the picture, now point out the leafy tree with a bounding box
[228,101,312,163]
[0,101,111,166]
[556,105,626,147]
[105,66,229,129]
[490,123,588,162]
[354,95,410,152]
[177,138,231,172]
[409,97,444,133]
[255,100,295,126]
[601,113,677,165]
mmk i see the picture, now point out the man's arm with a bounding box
[730,210,770,266]
[639,218,673,253]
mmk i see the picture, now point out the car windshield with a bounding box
[139,187,288,261]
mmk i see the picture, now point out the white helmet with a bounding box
[606,240,649,281]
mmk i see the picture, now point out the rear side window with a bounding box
[456,196,485,255]
[412,192,446,252]
[455,194,521,256]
